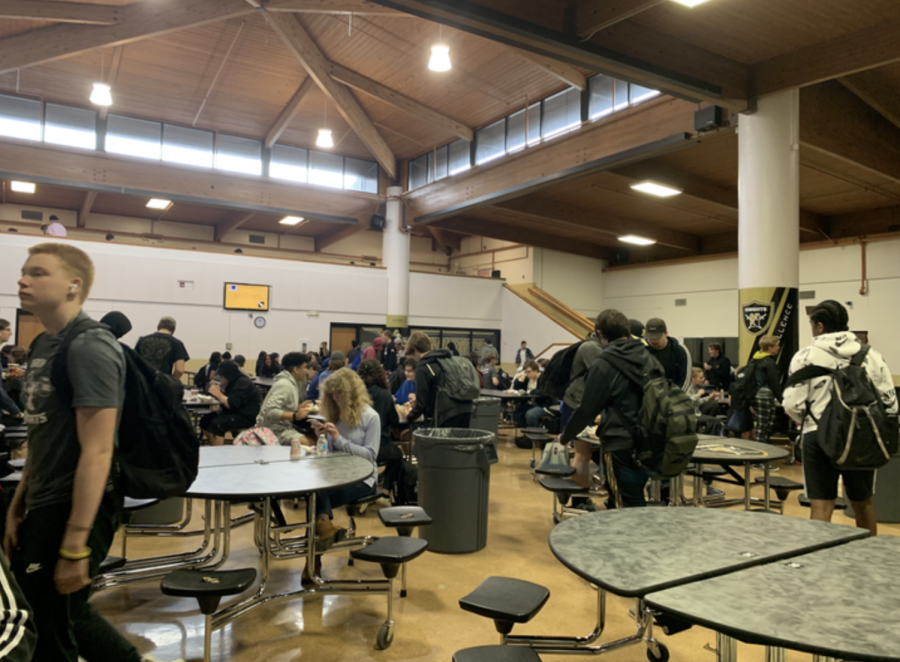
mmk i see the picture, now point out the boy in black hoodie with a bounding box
[406,332,473,428]
[561,309,664,508]
[750,334,783,445]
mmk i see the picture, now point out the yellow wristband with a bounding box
[59,547,92,561]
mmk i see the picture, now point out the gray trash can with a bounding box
[414,428,494,554]
[129,497,186,525]
[471,397,500,464]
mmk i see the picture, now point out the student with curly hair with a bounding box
[357,359,403,503]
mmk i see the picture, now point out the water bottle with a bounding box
[316,435,329,455]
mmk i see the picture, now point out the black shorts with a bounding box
[200,412,254,437]
[802,433,875,502]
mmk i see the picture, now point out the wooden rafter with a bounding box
[496,197,701,252]
[328,62,475,141]
[99,45,125,122]
[0,0,254,75]
[265,76,316,148]
[839,71,900,132]
[425,225,458,255]
[77,190,97,228]
[576,0,664,38]
[511,49,587,91]
[316,221,367,252]
[752,19,900,98]
[262,0,401,14]
[0,1,120,24]
[215,212,256,242]
[265,12,397,179]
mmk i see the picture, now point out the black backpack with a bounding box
[599,354,698,478]
[48,319,200,498]
[537,341,586,400]
[394,458,418,505]
[786,346,899,470]
[728,361,760,413]
[496,368,513,391]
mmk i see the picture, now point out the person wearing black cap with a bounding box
[784,300,897,535]
[202,360,261,446]
[629,319,645,341]
[644,318,690,390]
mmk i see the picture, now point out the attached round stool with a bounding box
[378,506,433,597]
[459,576,550,641]
[453,645,542,662]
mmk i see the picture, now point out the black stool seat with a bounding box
[754,476,803,489]
[686,465,727,478]
[453,645,542,662]
[348,491,382,509]
[161,568,257,614]
[379,506,433,529]
[534,464,575,477]
[459,577,550,625]
[524,432,552,441]
[124,497,159,512]
[100,556,127,573]
[799,494,848,510]
[522,427,547,435]
[538,476,588,495]
[351,536,428,566]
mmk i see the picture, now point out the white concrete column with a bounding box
[382,185,410,328]
[737,89,801,364]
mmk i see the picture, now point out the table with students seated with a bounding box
[645,534,900,662]
[502,508,868,661]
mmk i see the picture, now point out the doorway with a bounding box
[330,326,357,356]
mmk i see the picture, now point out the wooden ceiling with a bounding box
[1,0,900,267]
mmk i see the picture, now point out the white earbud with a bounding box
[69,285,78,294]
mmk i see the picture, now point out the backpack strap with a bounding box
[597,353,647,391]
[851,345,870,367]
[50,318,105,403]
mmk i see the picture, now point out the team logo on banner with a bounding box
[742,300,773,335]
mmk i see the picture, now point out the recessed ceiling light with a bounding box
[10,181,35,193]
[670,0,711,6]
[89,82,113,107]
[629,181,683,198]
[429,25,452,72]
[146,198,171,209]
[279,216,305,226]
[619,235,657,246]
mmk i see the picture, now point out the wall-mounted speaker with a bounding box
[370,214,385,230]
[695,106,725,132]
[491,270,501,278]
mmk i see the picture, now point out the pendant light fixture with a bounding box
[316,99,334,149]
[90,51,113,107]
[428,24,452,72]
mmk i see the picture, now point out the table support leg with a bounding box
[811,658,837,662]
[763,464,771,512]
[764,647,785,662]
[717,632,737,662]
[743,464,752,510]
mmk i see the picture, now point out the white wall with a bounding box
[602,238,900,371]
[409,272,504,329]
[533,248,606,318]
[501,287,580,362]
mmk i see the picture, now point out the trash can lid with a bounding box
[413,428,496,444]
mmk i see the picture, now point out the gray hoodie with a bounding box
[255,370,306,445]
[784,332,897,435]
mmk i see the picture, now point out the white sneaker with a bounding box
[142,655,186,662]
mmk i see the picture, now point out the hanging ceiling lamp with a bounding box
[316,99,334,149]
[90,51,113,107]
[428,24,452,72]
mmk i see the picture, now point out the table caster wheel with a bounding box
[647,642,669,662]
[376,622,394,650]
[530,458,535,468]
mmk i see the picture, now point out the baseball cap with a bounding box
[330,350,345,362]
[645,318,667,340]
[629,319,645,338]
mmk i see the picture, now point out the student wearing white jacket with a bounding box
[784,300,898,535]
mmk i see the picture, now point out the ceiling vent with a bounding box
[21,210,43,221]
[248,234,266,245]
[675,298,687,307]
[798,290,816,300]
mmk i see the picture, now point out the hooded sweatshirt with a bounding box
[561,338,664,452]
[362,337,385,361]
[784,331,897,435]
[256,369,305,445]
[217,360,261,423]
[407,348,474,425]
[751,350,783,401]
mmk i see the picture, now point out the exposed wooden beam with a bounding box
[0,0,253,75]
[265,76,316,148]
[800,82,900,186]
[404,96,700,223]
[263,0,401,14]
[77,190,97,228]
[99,45,125,121]
[328,61,475,141]
[425,225,459,255]
[316,221,367,252]
[436,215,617,261]
[839,71,900,132]
[576,0,663,38]
[365,0,744,108]
[215,212,256,242]
[511,49,587,91]
[752,20,900,98]
[265,12,397,179]
[609,160,738,214]
[828,206,900,240]
[0,1,120,24]
[0,139,378,224]
[496,197,701,252]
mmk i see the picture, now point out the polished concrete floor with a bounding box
[90,430,900,662]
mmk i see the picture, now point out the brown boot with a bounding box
[314,517,347,552]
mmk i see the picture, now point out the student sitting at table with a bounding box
[358,359,402,505]
[306,369,380,580]
[394,358,417,405]
[512,360,550,428]
[308,351,346,400]
[256,351,278,378]
[255,352,314,446]
[194,351,222,394]
[202,360,261,446]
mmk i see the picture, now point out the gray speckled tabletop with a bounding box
[548,508,867,597]
[645,535,897,661]
[691,436,789,465]
[187,452,371,500]
[198,444,294,468]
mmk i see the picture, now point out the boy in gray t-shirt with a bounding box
[6,244,148,662]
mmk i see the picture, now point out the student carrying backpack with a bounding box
[406,332,480,428]
[537,340,586,400]
[47,318,201,498]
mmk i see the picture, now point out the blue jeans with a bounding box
[513,405,545,428]
[315,480,377,519]
[559,401,572,431]
[607,450,649,509]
